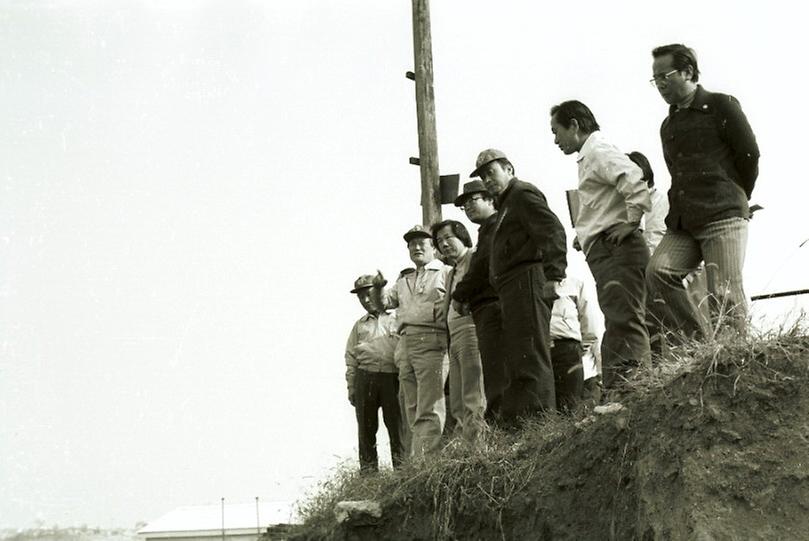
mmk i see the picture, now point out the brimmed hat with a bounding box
[350,274,386,294]
[403,224,432,243]
[470,148,508,178]
[453,180,489,207]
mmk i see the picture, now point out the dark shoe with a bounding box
[582,377,603,405]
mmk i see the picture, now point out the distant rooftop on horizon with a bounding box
[137,501,299,535]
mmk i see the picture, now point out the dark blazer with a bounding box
[489,178,567,287]
[452,212,499,311]
[661,85,760,231]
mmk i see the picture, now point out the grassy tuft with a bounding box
[292,314,809,541]
[292,414,584,541]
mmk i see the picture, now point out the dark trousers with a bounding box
[471,301,509,421]
[354,369,404,471]
[442,376,456,437]
[550,338,584,412]
[586,232,651,388]
[494,265,556,419]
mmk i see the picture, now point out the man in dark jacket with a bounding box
[646,44,760,336]
[470,149,568,420]
[450,180,508,421]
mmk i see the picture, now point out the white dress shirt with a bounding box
[575,131,651,255]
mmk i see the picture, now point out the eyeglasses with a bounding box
[462,195,485,210]
[649,69,679,87]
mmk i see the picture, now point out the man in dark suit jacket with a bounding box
[451,180,508,422]
[470,149,568,421]
[647,43,760,336]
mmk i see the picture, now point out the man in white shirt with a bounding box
[549,276,601,411]
[345,275,404,471]
[374,225,451,457]
[550,100,652,390]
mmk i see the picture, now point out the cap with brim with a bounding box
[350,274,386,294]
[470,148,508,178]
[403,224,432,243]
[453,180,489,206]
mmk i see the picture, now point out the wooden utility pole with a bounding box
[411,0,441,226]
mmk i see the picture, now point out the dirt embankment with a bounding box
[292,332,809,540]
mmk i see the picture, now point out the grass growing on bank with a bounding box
[295,413,577,541]
[293,316,809,541]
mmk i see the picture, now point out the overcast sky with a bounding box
[1,0,807,530]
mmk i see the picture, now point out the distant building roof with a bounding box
[138,502,298,536]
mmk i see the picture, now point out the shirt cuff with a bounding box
[626,208,644,224]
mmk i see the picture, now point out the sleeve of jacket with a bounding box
[452,244,489,303]
[660,120,674,174]
[615,155,652,223]
[600,153,651,223]
[380,280,400,310]
[344,321,360,394]
[435,265,451,324]
[717,94,760,199]
[518,185,567,282]
[575,280,600,362]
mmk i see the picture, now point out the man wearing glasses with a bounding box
[450,181,509,422]
[469,150,567,422]
[646,44,760,337]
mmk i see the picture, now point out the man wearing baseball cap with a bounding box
[345,274,404,471]
[373,225,451,457]
[450,181,508,422]
[470,149,568,421]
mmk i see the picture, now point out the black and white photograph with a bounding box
[2,1,808,539]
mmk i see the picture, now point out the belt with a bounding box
[550,337,580,348]
[399,325,443,336]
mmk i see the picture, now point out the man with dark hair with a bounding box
[550,100,651,390]
[345,275,404,472]
[431,220,473,251]
[373,225,451,457]
[470,149,567,420]
[627,151,668,255]
[432,220,487,442]
[647,43,759,335]
[451,181,509,422]
[628,150,674,353]
[550,101,601,134]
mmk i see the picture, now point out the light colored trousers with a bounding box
[647,217,748,337]
[397,329,449,457]
[394,339,412,458]
[447,317,487,442]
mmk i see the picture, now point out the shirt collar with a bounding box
[668,84,710,115]
[576,131,602,163]
[421,258,445,271]
[360,310,388,322]
[454,247,473,268]
[480,212,498,230]
[495,177,518,208]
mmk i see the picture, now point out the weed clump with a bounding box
[291,320,809,541]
